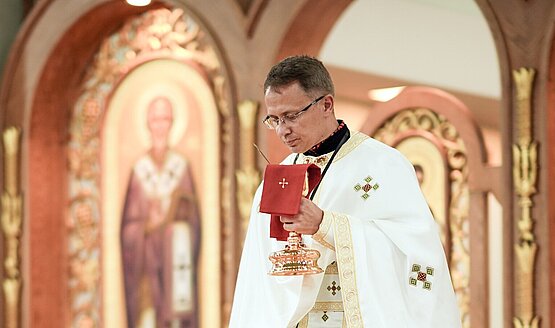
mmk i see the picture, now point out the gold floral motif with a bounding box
[334,132,367,162]
[2,126,22,328]
[236,100,260,235]
[68,8,231,326]
[373,108,470,327]
[236,167,260,233]
[512,68,535,144]
[332,212,362,328]
[312,301,344,312]
[303,155,329,168]
[297,315,309,328]
[512,68,539,328]
[325,261,339,274]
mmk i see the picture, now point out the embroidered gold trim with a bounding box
[334,131,368,162]
[312,301,344,311]
[333,212,363,327]
[313,211,334,250]
[325,261,339,274]
[297,315,309,328]
[298,131,367,166]
[303,155,329,168]
[314,236,334,251]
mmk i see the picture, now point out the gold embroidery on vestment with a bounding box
[298,131,368,167]
[297,315,309,328]
[303,155,329,168]
[299,302,345,328]
[313,211,334,250]
[325,261,339,274]
[312,301,344,311]
[333,212,363,327]
[297,133,367,327]
[334,132,368,162]
[409,263,435,291]
[327,281,341,296]
[353,175,379,200]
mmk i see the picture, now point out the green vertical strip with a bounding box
[0,0,24,78]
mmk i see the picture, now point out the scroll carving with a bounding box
[2,127,22,328]
[373,108,470,327]
[511,67,540,328]
[235,100,260,235]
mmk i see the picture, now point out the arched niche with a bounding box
[0,1,238,327]
[1,2,158,326]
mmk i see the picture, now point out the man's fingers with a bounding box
[283,222,295,231]
[280,216,292,223]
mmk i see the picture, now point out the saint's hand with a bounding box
[147,200,165,230]
[280,198,323,235]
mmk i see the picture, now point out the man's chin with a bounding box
[287,145,309,154]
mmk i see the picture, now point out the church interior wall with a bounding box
[473,2,555,326]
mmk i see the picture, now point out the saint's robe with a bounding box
[121,151,200,328]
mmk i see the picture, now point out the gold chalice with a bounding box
[268,174,323,275]
[268,231,323,275]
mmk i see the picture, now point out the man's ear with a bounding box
[323,95,334,115]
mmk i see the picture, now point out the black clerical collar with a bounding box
[303,120,350,157]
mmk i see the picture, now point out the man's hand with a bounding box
[280,198,323,234]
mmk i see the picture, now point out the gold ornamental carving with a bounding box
[68,8,232,326]
[373,108,470,327]
[511,67,540,328]
[235,100,261,235]
[2,127,22,328]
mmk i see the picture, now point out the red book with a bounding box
[260,164,321,240]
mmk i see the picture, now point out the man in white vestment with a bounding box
[229,55,461,327]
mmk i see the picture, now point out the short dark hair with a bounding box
[263,55,335,97]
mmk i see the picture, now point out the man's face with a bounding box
[147,98,173,146]
[264,82,326,153]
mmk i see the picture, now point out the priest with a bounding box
[229,55,461,327]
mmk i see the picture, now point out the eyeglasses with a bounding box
[263,95,326,129]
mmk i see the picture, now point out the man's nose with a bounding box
[276,121,291,136]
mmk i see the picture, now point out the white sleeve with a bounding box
[230,185,327,328]
[309,147,461,327]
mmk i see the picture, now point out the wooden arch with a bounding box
[0,1,238,327]
[548,22,555,327]
[0,3,156,326]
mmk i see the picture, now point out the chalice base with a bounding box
[268,232,323,276]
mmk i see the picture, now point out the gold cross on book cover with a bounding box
[259,163,324,275]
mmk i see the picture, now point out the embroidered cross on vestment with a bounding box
[409,263,434,290]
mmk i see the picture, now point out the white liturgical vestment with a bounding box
[229,132,462,328]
